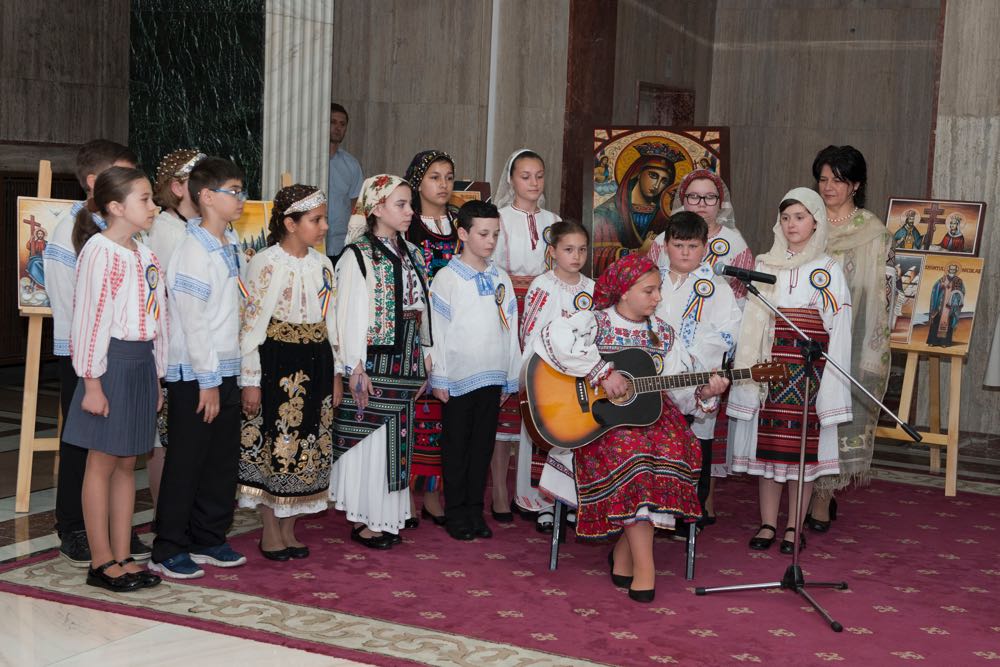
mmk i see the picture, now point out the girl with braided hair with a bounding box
[237,184,343,561]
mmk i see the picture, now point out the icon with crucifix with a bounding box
[885,197,987,257]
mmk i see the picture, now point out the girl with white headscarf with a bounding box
[727,188,853,556]
[490,149,561,527]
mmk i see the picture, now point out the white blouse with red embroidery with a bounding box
[71,233,168,379]
[495,205,561,277]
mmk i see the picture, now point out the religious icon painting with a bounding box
[16,197,76,314]
[453,180,490,208]
[230,200,281,263]
[591,127,729,276]
[909,255,984,352]
[885,197,986,256]
[889,252,926,344]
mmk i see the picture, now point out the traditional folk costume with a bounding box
[404,150,459,494]
[820,207,894,491]
[330,175,432,535]
[520,271,596,512]
[63,234,168,457]
[533,255,708,539]
[649,169,753,476]
[429,257,521,528]
[42,202,105,538]
[238,191,341,517]
[728,188,853,483]
[152,218,244,564]
[493,149,561,445]
[654,260,740,480]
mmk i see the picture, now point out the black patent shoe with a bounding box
[749,524,777,551]
[446,523,475,541]
[404,517,420,530]
[287,544,310,559]
[421,507,447,526]
[87,560,144,592]
[490,502,514,523]
[118,557,161,588]
[628,587,655,603]
[350,526,392,550]
[780,527,806,555]
[607,551,633,589]
[387,532,402,546]
[472,520,493,539]
[259,543,291,561]
[806,497,838,533]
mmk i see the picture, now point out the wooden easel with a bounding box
[875,339,967,496]
[15,160,60,513]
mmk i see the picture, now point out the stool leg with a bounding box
[686,522,697,580]
[549,500,564,571]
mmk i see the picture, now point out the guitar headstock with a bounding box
[749,362,789,383]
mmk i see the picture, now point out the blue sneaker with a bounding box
[148,553,205,580]
[190,543,247,568]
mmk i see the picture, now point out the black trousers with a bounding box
[55,356,88,536]
[441,385,502,527]
[152,377,241,562]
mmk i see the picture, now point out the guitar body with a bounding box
[520,348,664,451]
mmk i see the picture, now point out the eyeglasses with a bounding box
[211,188,248,202]
[683,193,720,206]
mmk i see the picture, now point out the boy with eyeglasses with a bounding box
[151,157,249,578]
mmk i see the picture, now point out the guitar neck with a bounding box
[632,368,753,394]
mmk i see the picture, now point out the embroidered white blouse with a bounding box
[70,233,167,379]
[495,205,560,277]
[239,244,342,387]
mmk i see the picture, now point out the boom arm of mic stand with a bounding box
[743,281,922,443]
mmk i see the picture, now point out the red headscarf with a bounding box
[677,169,726,207]
[594,254,658,309]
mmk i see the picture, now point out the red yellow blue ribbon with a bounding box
[705,238,730,267]
[810,268,838,312]
[318,268,333,319]
[495,283,510,331]
[144,264,160,320]
[682,278,714,322]
[237,276,250,301]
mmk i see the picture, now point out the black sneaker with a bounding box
[59,530,91,568]
[130,532,152,562]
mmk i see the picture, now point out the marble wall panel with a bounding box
[707,0,940,255]
[612,0,716,125]
[330,0,492,181]
[930,0,1000,435]
[129,0,265,197]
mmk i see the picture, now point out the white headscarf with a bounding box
[734,187,830,373]
[668,169,738,229]
[345,174,409,245]
[493,148,546,209]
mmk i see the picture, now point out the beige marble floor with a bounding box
[0,592,370,667]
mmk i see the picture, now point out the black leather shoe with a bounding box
[287,545,310,559]
[749,524,777,551]
[446,524,475,541]
[87,560,144,592]
[404,517,420,530]
[259,543,291,561]
[472,521,493,539]
[607,551,633,589]
[806,497,837,533]
[59,530,91,568]
[350,526,392,550]
[387,532,403,545]
[780,527,806,555]
[490,503,514,523]
[118,557,161,588]
[628,587,655,603]
[421,507,447,526]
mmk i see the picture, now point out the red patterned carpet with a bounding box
[3,475,1000,665]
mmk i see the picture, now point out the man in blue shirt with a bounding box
[327,103,364,264]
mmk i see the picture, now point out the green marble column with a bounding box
[129,0,265,198]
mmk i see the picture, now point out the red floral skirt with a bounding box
[496,276,534,441]
[574,395,702,540]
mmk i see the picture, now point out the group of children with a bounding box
[43,139,856,605]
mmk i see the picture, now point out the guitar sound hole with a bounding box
[608,383,636,406]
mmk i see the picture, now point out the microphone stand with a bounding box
[694,278,922,632]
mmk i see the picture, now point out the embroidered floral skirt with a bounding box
[238,320,335,517]
[574,396,702,540]
[412,395,444,491]
[496,276,533,441]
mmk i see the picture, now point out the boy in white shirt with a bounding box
[429,201,521,541]
[151,157,248,578]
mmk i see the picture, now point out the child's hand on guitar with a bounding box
[600,370,630,400]
[700,371,730,399]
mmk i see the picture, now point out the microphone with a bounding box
[713,262,777,285]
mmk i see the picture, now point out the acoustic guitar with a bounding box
[519,348,788,451]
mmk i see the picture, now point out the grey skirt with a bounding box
[63,338,158,457]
